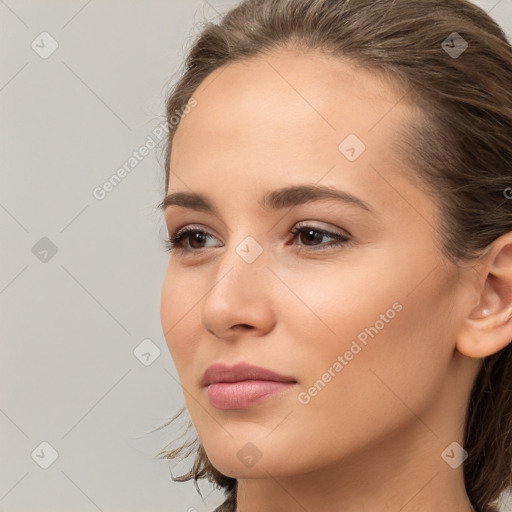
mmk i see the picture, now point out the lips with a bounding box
[201,362,297,387]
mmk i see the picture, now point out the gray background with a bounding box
[1,1,511,511]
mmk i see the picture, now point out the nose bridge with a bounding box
[214,233,269,297]
[200,231,275,334]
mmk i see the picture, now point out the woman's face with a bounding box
[160,50,479,479]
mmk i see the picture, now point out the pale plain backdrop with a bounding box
[1,1,511,511]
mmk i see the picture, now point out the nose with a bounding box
[200,240,276,340]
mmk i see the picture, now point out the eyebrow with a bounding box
[159,184,374,216]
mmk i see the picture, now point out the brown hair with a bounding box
[155,1,512,511]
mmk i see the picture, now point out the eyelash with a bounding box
[163,224,351,254]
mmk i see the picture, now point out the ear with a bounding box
[456,232,512,359]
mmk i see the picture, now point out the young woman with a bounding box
[156,1,512,511]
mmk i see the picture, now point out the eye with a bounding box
[289,223,350,251]
[163,223,351,254]
[163,226,220,254]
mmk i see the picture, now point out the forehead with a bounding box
[168,50,433,220]
[172,49,417,166]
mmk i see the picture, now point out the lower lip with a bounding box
[206,380,297,409]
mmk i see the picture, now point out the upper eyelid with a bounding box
[164,201,359,233]
[171,222,350,243]
[293,221,351,237]
[171,221,347,235]
[173,223,219,239]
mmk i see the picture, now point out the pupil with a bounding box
[190,232,206,249]
[303,230,320,245]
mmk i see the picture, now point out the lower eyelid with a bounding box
[168,225,350,254]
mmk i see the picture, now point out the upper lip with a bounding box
[201,362,297,386]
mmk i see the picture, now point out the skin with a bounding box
[160,49,512,512]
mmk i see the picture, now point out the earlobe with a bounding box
[456,233,512,359]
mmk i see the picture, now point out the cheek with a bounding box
[160,269,201,372]
[274,258,407,354]
[276,259,455,448]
